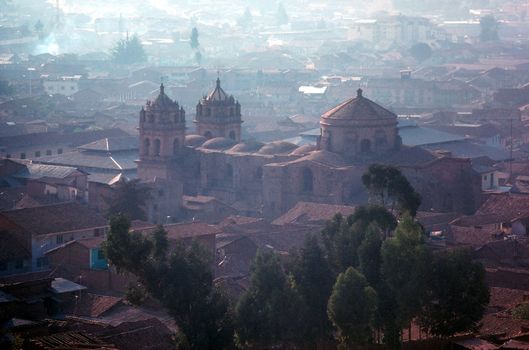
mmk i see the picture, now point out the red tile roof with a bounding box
[272,201,356,225]
[1,202,108,236]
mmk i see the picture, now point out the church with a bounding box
[137,80,482,224]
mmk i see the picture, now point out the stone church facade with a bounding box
[137,82,482,224]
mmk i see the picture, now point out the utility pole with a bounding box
[510,117,513,183]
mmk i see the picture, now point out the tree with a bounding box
[237,7,253,29]
[103,215,233,349]
[235,250,303,348]
[111,35,147,65]
[327,267,377,348]
[358,225,383,288]
[409,42,432,62]
[289,235,335,346]
[322,206,395,273]
[190,27,199,49]
[194,51,202,66]
[381,215,431,346]
[276,3,289,26]
[104,178,151,221]
[480,15,499,42]
[419,249,489,337]
[362,164,422,217]
[34,20,44,33]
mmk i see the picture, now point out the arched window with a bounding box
[148,113,154,123]
[302,168,313,193]
[154,139,161,157]
[173,138,179,155]
[360,139,371,154]
[255,167,263,180]
[375,130,387,151]
[228,130,236,140]
[206,108,211,117]
[204,131,213,139]
[143,138,150,156]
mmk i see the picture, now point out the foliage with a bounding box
[34,20,44,33]
[513,302,529,320]
[276,3,289,26]
[125,283,146,306]
[480,15,499,42]
[104,178,151,221]
[235,250,303,348]
[103,215,233,349]
[362,164,422,217]
[419,249,489,336]
[237,7,253,29]
[289,235,335,345]
[322,206,395,272]
[381,216,431,344]
[358,225,383,287]
[190,27,199,49]
[111,35,147,65]
[410,42,432,62]
[327,267,377,347]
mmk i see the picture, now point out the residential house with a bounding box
[0,202,108,270]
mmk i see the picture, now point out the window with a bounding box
[228,130,236,140]
[153,139,161,157]
[94,228,103,237]
[70,86,75,90]
[46,150,52,156]
[360,139,371,153]
[204,131,213,139]
[158,189,164,197]
[57,148,63,154]
[143,138,150,156]
[15,260,23,269]
[302,168,313,192]
[20,153,26,159]
[56,234,63,245]
[255,167,263,180]
[35,151,41,157]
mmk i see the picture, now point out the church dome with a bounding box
[205,78,231,102]
[227,139,265,153]
[201,137,237,150]
[321,88,396,122]
[149,83,180,110]
[185,134,207,148]
[257,141,298,155]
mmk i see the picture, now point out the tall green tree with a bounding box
[327,267,377,348]
[276,3,289,26]
[358,224,383,288]
[111,35,147,65]
[419,249,489,337]
[322,206,395,273]
[289,235,335,346]
[105,178,151,221]
[235,250,303,348]
[362,164,422,217]
[381,215,431,346]
[480,15,499,42]
[190,27,199,49]
[409,42,432,62]
[103,215,233,349]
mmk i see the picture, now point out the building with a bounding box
[136,81,483,224]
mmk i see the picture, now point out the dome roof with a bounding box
[257,141,298,155]
[185,134,207,147]
[201,137,237,150]
[150,84,179,109]
[206,78,231,102]
[227,140,265,153]
[321,89,396,122]
[289,144,317,156]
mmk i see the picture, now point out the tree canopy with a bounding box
[104,178,151,221]
[111,35,147,65]
[103,215,233,349]
[480,15,499,42]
